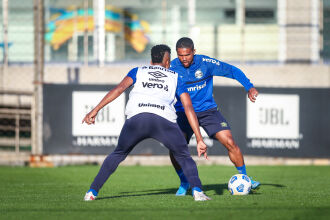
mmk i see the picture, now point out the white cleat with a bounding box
[84,191,97,201]
[193,190,211,201]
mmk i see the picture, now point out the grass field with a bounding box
[1,165,330,220]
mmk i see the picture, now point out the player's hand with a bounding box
[197,140,208,160]
[82,109,98,125]
[248,87,258,103]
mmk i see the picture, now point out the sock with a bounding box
[88,188,98,196]
[192,187,202,193]
[176,169,188,184]
[236,165,247,175]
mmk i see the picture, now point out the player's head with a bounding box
[151,44,171,68]
[176,37,196,68]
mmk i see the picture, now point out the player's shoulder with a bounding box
[138,65,148,71]
[169,67,183,78]
[127,66,139,75]
[170,58,181,68]
[170,59,186,75]
[198,54,221,66]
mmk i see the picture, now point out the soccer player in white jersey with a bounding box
[82,44,211,201]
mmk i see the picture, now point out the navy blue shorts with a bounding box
[90,112,203,191]
[176,107,230,141]
[117,113,191,158]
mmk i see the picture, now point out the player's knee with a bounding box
[226,138,239,152]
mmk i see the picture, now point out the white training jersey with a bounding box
[125,65,187,123]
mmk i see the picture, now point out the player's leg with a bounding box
[169,111,194,196]
[169,151,191,195]
[169,131,188,170]
[151,116,210,201]
[214,130,260,189]
[189,107,260,190]
[84,115,147,200]
[169,131,192,196]
[214,130,244,167]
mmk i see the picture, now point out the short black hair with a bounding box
[151,44,171,63]
[176,37,194,50]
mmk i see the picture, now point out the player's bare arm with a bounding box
[179,92,208,159]
[82,76,133,125]
[248,87,259,103]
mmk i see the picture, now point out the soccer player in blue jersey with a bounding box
[82,44,211,201]
[169,37,260,196]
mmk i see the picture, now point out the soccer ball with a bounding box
[228,174,251,195]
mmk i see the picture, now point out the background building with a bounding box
[0,0,329,165]
[2,0,324,64]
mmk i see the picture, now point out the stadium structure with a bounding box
[0,0,329,166]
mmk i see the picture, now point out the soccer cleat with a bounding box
[175,182,190,196]
[84,190,97,201]
[192,189,211,201]
[249,177,261,189]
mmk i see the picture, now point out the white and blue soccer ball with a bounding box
[228,174,252,195]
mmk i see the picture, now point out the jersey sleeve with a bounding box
[126,67,138,84]
[176,74,188,96]
[211,60,254,91]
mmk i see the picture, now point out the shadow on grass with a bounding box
[120,183,228,195]
[97,183,282,200]
[250,183,285,195]
[260,183,285,188]
[97,187,177,200]
[97,183,285,200]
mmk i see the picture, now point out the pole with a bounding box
[15,114,20,155]
[311,0,319,62]
[84,0,89,66]
[93,0,105,66]
[162,0,167,43]
[32,0,44,155]
[2,0,9,66]
[171,5,180,46]
[319,0,323,64]
[278,0,287,63]
[1,0,9,91]
[236,0,245,64]
[188,0,197,39]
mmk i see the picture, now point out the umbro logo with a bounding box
[148,71,167,79]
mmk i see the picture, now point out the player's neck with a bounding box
[151,63,166,68]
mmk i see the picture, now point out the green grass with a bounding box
[1,165,330,220]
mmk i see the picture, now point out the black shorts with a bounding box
[176,107,231,142]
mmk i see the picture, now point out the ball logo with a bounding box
[242,175,250,182]
[236,184,244,192]
[195,69,203,79]
[230,175,237,184]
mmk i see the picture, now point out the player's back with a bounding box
[125,65,179,123]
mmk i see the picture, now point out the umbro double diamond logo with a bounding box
[148,71,167,79]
